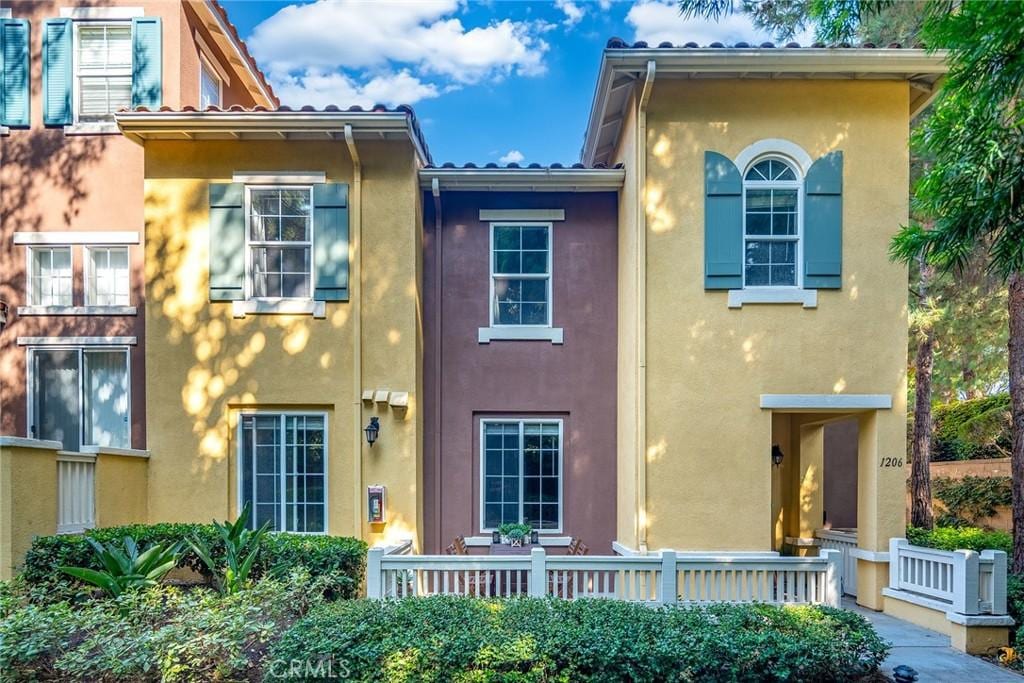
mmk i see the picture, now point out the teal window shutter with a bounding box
[1,19,30,127]
[131,17,162,109]
[312,183,350,302]
[804,151,843,289]
[704,151,743,290]
[42,18,72,126]
[209,183,246,301]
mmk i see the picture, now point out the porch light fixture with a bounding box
[364,417,380,447]
[771,444,785,467]
[0,301,7,332]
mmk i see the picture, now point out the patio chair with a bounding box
[567,538,589,556]
[443,535,480,596]
[445,535,469,555]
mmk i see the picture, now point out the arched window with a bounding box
[743,157,801,288]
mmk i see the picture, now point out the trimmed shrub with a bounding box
[0,570,328,682]
[906,525,1011,554]
[267,596,889,682]
[23,524,366,602]
[931,393,1011,461]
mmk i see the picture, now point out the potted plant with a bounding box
[497,523,533,547]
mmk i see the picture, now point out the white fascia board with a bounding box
[14,231,139,245]
[201,0,274,106]
[421,168,625,191]
[759,394,893,410]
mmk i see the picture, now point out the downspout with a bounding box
[636,60,655,553]
[345,124,363,538]
[431,178,443,552]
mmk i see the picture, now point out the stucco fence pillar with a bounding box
[0,437,61,579]
[88,447,150,528]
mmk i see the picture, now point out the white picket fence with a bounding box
[815,529,858,597]
[887,538,1007,616]
[56,453,96,534]
[367,546,842,607]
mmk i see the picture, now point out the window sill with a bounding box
[80,445,150,459]
[0,126,9,137]
[17,305,137,316]
[64,122,120,136]
[727,288,817,309]
[478,326,564,344]
[232,299,326,319]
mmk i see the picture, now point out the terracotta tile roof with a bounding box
[209,0,279,107]
[424,162,625,170]
[604,37,923,50]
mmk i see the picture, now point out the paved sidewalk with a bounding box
[845,599,1021,682]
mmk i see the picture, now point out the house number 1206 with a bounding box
[879,457,903,468]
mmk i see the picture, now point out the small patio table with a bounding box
[486,543,532,595]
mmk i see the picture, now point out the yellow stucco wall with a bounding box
[142,139,422,547]
[0,443,58,579]
[634,79,910,551]
[94,453,149,528]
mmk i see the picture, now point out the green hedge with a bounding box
[906,525,1011,554]
[268,597,888,682]
[22,524,367,601]
[931,393,1011,461]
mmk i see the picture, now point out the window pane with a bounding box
[481,421,559,530]
[88,247,130,306]
[248,188,313,299]
[200,62,221,109]
[31,247,73,306]
[493,226,519,250]
[33,350,81,451]
[745,239,796,286]
[83,350,129,448]
[494,251,520,274]
[521,251,547,274]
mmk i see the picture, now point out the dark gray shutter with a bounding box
[803,152,843,289]
[42,18,72,126]
[704,151,743,290]
[209,183,246,301]
[312,183,350,302]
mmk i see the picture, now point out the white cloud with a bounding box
[598,0,613,9]
[627,0,814,47]
[249,0,549,86]
[273,69,442,109]
[499,149,525,164]
[555,0,585,27]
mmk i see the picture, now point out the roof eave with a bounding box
[115,111,432,166]
[419,168,625,192]
[191,0,277,108]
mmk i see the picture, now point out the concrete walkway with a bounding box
[844,599,1021,682]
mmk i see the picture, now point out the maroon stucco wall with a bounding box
[422,191,618,553]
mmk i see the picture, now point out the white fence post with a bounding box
[888,538,905,589]
[952,549,980,615]
[983,549,1008,615]
[367,547,383,599]
[529,547,546,597]
[659,550,677,605]
[821,549,842,608]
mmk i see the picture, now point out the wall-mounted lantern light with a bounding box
[771,444,785,467]
[0,301,8,332]
[364,417,380,447]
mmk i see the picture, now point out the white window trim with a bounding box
[244,185,316,303]
[480,221,563,344]
[26,245,73,308]
[14,231,139,244]
[741,155,804,290]
[479,418,564,535]
[0,9,12,19]
[198,52,224,109]
[17,336,137,345]
[233,172,325,184]
[232,299,325,319]
[734,138,813,177]
[85,245,131,308]
[479,209,565,222]
[70,20,132,128]
[728,288,817,309]
[25,345,132,451]
[235,410,329,535]
[17,305,137,316]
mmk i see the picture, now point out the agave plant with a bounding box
[189,502,271,594]
[58,536,182,598]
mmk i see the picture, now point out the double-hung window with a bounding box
[28,246,72,306]
[29,347,130,452]
[491,223,551,326]
[247,187,313,299]
[86,246,129,306]
[743,158,801,288]
[239,414,327,533]
[74,22,132,122]
[481,419,562,532]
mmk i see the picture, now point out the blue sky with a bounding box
[221,1,805,164]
